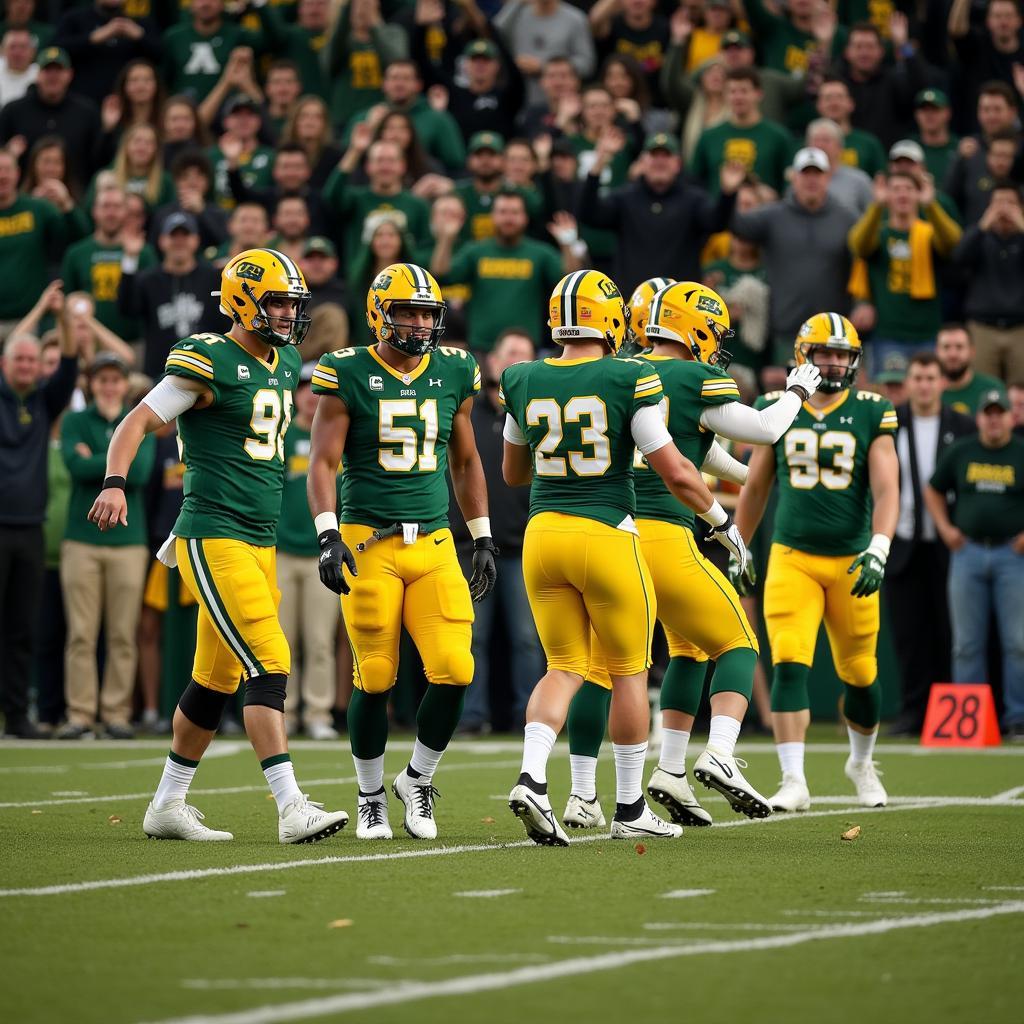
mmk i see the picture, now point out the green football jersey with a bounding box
[757,387,898,556]
[633,356,741,527]
[499,356,664,529]
[164,332,301,546]
[311,345,481,530]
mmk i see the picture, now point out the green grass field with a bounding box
[2,733,1022,1024]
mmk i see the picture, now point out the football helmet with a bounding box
[645,281,735,368]
[794,312,862,392]
[628,276,676,348]
[218,248,311,346]
[366,262,447,355]
[548,269,628,354]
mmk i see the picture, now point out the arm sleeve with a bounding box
[41,356,79,421]
[142,375,201,423]
[701,440,748,485]
[631,403,673,455]
[729,206,771,243]
[699,392,802,444]
[503,413,528,445]
[924,199,963,256]
[848,202,884,257]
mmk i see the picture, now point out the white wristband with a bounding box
[314,512,339,535]
[867,533,891,560]
[698,500,728,528]
[466,517,491,541]
[121,255,139,274]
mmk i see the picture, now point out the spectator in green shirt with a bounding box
[323,128,432,265]
[912,88,959,186]
[690,67,796,194]
[206,93,274,212]
[263,60,304,142]
[57,353,155,739]
[816,76,887,177]
[343,58,466,172]
[61,185,158,343]
[431,189,580,353]
[936,323,1005,417]
[744,0,843,77]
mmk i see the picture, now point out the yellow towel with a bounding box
[847,220,936,301]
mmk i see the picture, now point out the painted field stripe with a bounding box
[661,889,715,899]
[2,799,1013,899]
[455,889,521,898]
[137,902,1024,1024]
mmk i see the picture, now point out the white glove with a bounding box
[709,514,749,576]
[786,362,822,402]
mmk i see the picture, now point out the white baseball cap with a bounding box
[792,147,830,173]
[888,139,926,164]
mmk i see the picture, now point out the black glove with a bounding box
[469,537,498,602]
[317,529,357,595]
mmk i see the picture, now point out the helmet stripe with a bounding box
[830,311,844,338]
[559,270,586,327]
[266,247,302,287]
[405,262,429,291]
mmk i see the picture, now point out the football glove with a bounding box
[317,529,357,595]
[785,362,822,402]
[709,514,749,577]
[728,552,757,597]
[848,537,888,598]
[469,537,498,602]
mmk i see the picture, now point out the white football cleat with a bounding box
[769,772,811,812]
[692,747,772,819]
[610,801,683,839]
[392,770,439,840]
[845,757,887,807]
[646,767,713,827]
[143,800,233,841]
[508,783,569,847]
[356,789,393,840]
[562,793,607,829]
[278,794,349,844]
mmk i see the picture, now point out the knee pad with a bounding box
[358,654,397,694]
[770,662,810,713]
[244,672,288,712]
[838,655,876,689]
[771,630,807,667]
[178,679,230,731]
[842,681,881,729]
[445,648,474,687]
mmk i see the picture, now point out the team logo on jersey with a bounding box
[235,261,265,283]
[695,294,723,316]
[237,365,250,380]
[369,375,384,391]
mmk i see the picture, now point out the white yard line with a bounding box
[643,922,834,932]
[454,889,521,898]
[181,980,392,992]
[137,902,1024,1024]
[990,784,1024,801]
[4,797,1019,900]
[367,954,551,967]
[660,889,715,899]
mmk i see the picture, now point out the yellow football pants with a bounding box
[177,537,289,693]
[340,524,474,694]
[522,511,655,679]
[763,543,879,687]
[589,518,758,688]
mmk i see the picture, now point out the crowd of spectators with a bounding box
[1,0,1023,742]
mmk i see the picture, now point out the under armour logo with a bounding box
[428,378,443,387]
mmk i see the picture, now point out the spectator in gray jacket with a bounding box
[805,118,872,215]
[953,181,1024,385]
[731,146,858,363]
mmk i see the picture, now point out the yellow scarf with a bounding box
[848,220,936,301]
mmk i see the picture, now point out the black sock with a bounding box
[517,771,547,795]
[405,765,421,780]
[359,786,386,798]
[615,795,645,821]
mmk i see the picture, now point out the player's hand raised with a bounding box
[317,529,357,595]
[786,362,821,402]
[469,537,498,602]
[710,514,748,576]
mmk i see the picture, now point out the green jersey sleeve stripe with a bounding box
[166,355,214,379]
[168,348,213,367]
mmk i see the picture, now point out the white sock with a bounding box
[152,752,198,809]
[409,739,445,785]
[847,726,878,765]
[569,754,598,800]
[521,722,557,784]
[613,741,648,806]
[707,715,742,758]
[262,755,303,813]
[776,741,806,782]
[658,728,690,775]
[353,754,385,795]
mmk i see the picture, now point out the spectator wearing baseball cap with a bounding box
[804,117,872,215]
[873,353,909,408]
[887,138,961,223]
[912,88,959,185]
[298,235,349,362]
[207,93,274,213]
[57,350,155,739]
[0,45,101,188]
[926,383,1024,738]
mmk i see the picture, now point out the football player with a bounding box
[307,263,497,841]
[563,282,822,828]
[500,269,749,845]
[735,313,900,810]
[89,248,350,844]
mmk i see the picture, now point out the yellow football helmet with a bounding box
[628,276,676,347]
[645,281,734,368]
[548,269,628,354]
[218,248,311,346]
[366,262,447,355]
[794,312,862,392]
